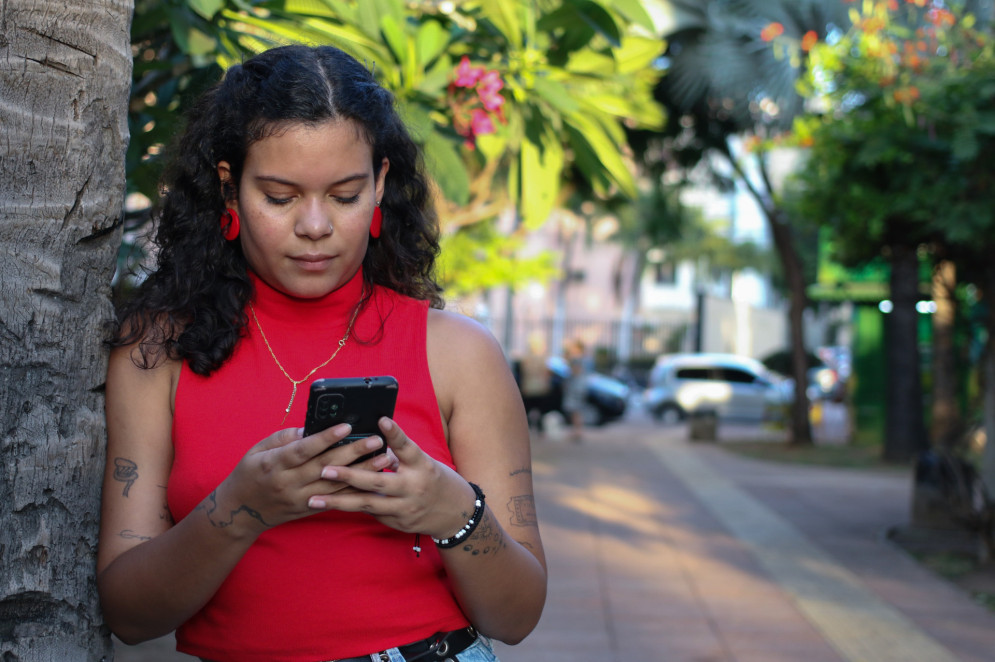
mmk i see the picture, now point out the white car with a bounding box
[643,353,787,424]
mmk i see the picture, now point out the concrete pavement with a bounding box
[114,416,995,661]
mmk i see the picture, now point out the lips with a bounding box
[291,254,334,271]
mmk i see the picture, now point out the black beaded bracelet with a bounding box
[432,482,486,549]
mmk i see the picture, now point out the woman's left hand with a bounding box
[306,417,474,540]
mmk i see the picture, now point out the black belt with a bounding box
[336,626,479,662]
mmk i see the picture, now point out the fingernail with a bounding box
[366,436,383,450]
[297,427,305,438]
[334,423,352,436]
[308,497,325,509]
[322,467,339,480]
[379,417,393,432]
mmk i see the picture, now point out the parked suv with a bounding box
[643,353,786,424]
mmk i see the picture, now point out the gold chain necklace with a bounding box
[249,302,360,423]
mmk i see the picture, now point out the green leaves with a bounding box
[189,0,225,20]
[126,0,666,296]
[789,1,995,278]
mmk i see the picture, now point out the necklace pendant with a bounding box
[286,383,298,415]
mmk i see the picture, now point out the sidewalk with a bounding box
[493,416,994,662]
[115,415,995,661]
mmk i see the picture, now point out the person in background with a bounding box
[97,44,546,662]
[518,332,553,438]
[562,338,590,443]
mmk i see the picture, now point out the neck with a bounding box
[248,270,366,326]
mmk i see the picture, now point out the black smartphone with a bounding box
[303,376,399,462]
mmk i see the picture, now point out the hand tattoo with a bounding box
[113,457,138,497]
[197,490,272,529]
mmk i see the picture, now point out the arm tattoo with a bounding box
[158,486,174,524]
[196,490,272,529]
[118,529,153,541]
[459,510,507,557]
[510,467,532,477]
[113,457,139,497]
[507,494,538,528]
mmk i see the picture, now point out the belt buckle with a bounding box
[424,626,474,661]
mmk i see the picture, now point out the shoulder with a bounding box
[106,315,184,411]
[426,308,512,404]
[426,308,503,361]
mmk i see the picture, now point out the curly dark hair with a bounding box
[112,45,443,375]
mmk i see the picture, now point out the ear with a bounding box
[217,161,239,211]
[374,157,389,202]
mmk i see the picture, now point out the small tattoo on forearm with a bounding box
[118,529,152,541]
[113,458,138,497]
[508,495,537,527]
[461,512,506,556]
[197,490,271,529]
[158,485,174,523]
[510,467,532,477]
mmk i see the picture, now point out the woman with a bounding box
[98,45,546,661]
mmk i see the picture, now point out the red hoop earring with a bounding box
[221,208,240,241]
[370,203,382,239]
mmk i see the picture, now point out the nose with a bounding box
[294,198,332,240]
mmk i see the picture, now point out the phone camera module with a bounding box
[316,393,345,420]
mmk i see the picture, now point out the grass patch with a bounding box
[720,436,902,470]
[906,550,995,613]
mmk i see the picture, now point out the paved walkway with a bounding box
[115,416,995,661]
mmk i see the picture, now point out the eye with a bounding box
[265,195,294,205]
[335,194,361,205]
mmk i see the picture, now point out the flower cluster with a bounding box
[761,25,818,52]
[447,56,506,149]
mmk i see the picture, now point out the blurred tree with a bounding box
[642,0,852,445]
[789,1,995,465]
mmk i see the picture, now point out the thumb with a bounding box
[253,426,304,453]
[378,417,423,465]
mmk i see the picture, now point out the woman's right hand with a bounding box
[212,423,394,535]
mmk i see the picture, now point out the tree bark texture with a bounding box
[0,1,133,659]
[884,244,929,462]
[930,260,960,448]
[724,149,812,445]
[768,212,814,445]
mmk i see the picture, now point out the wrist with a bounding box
[199,483,267,542]
[432,482,486,549]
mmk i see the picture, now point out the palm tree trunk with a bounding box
[0,0,132,657]
[722,147,813,445]
[769,215,815,445]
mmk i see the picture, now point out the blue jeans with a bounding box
[378,634,499,662]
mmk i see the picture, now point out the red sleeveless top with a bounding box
[168,270,469,661]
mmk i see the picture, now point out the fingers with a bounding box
[253,425,306,453]
[377,417,422,465]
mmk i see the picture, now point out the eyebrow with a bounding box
[254,173,370,187]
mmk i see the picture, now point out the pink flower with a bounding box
[470,108,495,136]
[454,56,483,88]
[476,71,505,110]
